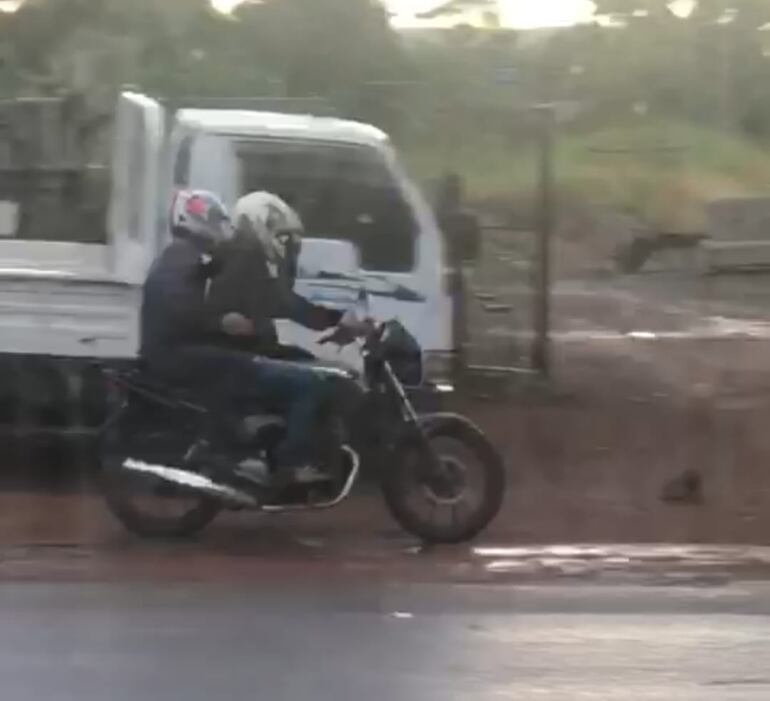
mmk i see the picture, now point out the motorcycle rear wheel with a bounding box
[101,458,222,539]
[381,416,505,544]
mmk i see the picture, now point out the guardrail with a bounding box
[698,239,770,274]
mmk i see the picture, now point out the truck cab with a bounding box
[167,104,454,373]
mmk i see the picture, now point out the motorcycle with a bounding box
[97,306,505,544]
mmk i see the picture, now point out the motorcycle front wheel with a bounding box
[381,415,505,544]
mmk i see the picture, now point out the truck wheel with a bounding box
[0,357,19,424]
[80,363,110,428]
[20,358,70,427]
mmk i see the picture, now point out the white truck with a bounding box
[0,92,476,445]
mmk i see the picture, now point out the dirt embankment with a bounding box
[456,331,770,544]
[458,194,770,544]
[1,336,768,547]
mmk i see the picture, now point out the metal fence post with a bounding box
[531,104,555,378]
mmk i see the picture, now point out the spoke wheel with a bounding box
[101,451,221,539]
[382,418,505,544]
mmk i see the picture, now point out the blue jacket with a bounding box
[206,234,341,354]
[139,238,217,360]
[140,236,341,360]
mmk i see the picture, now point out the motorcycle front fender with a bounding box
[384,412,504,477]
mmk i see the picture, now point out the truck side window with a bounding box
[173,136,192,187]
[345,186,415,272]
[237,140,416,272]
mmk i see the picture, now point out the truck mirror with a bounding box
[433,172,465,214]
[445,211,481,264]
[433,171,479,263]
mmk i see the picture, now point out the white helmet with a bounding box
[170,189,233,248]
[233,191,303,270]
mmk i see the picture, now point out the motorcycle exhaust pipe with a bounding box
[122,458,258,507]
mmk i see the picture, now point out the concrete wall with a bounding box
[706,197,770,242]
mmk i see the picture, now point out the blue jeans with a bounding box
[145,346,326,468]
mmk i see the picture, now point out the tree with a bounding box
[224,0,411,128]
[416,0,501,27]
[586,0,770,131]
[0,0,414,138]
[0,0,221,95]
[592,0,679,21]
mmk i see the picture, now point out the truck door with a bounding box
[107,92,164,284]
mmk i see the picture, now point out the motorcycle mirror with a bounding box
[340,307,361,327]
[357,287,371,323]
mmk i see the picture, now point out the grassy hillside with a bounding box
[402,119,770,232]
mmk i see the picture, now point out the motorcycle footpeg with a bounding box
[121,458,259,508]
[262,483,334,508]
[262,446,360,512]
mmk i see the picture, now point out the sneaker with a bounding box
[291,465,331,485]
[235,457,271,486]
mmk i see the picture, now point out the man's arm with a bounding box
[206,239,342,338]
[270,276,343,331]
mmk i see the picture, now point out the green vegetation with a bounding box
[400,0,770,228]
[404,118,770,231]
[5,0,770,230]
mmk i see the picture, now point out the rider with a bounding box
[140,189,233,364]
[140,189,341,487]
[207,191,342,358]
[209,190,350,484]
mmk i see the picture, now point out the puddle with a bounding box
[471,543,770,579]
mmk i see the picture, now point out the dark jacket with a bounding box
[139,238,220,360]
[206,235,342,355]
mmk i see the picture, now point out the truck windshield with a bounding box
[236,139,416,272]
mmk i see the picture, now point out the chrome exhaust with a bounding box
[121,458,258,507]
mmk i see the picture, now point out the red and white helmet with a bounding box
[170,189,233,247]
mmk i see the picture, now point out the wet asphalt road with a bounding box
[4,581,770,700]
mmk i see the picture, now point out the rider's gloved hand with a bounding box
[319,311,375,347]
[221,312,256,337]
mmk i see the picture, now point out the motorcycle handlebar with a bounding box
[317,317,380,348]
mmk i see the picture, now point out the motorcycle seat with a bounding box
[120,371,287,421]
[115,368,207,407]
